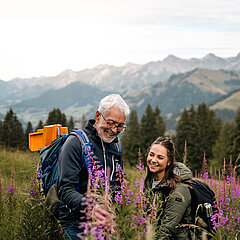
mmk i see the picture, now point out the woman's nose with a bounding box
[151,156,157,162]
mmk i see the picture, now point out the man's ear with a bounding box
[95,111,101,123]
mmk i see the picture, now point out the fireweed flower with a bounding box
[29,189,36,197]
[138,217,146,224]
[136,161,144,172]
[200,171,209,179]
[130,216,138,227]
[8,185,16,195]
[114,191,123,205]
[78,147,118,239]
[0,186,3,201]
[211,168,240,235]
[58,226,63,234]
[0,171,2,201]
[130,216,147,227]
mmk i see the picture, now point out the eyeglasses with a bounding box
[100,112,127,130]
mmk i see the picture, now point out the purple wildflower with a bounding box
[58,226,63,234]
[29,189,36,197]
[8,185,16,195]
[138,217,146,224]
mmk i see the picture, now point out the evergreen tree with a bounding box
[35,120,44,131]
[195,103,222,168]
[175,105,198,164]
[230,108,240,161]
[46,108,67,126]
[154,106,166,137]
[139,104,165,161]
[80,114,88,129]
[68,116,75,131]
[121,110,140,166]
[0,120,3,145]
[175,103,221,172]
[2,109,25,148]
[212,121,234,169]
[25,121,33,148]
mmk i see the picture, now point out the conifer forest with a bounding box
[0,103,240,239]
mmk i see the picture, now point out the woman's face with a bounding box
[147,144,169,181]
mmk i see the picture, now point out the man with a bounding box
[58,94,130,239]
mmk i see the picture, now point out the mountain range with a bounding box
[0,53,240,130]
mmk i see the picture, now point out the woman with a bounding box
[144,137,199,239]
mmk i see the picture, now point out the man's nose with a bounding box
[111,126,118,133]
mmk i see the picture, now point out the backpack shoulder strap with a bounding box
[70,129,93,172]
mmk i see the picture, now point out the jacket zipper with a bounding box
[110,155,114,181]
[101,139,107,177]
[100,139,114,181]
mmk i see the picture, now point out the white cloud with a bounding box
[0,0,239,80]
[1,0,240,24]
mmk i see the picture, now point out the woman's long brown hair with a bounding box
[144,137,181,189]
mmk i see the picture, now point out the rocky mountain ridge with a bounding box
[1,53,240,128]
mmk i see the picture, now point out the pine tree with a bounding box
[212,121,234,169]
[0,120,3,145]
[187,105,200,167]
[46,108,67,126]
[154,106,166,137]
[35,120,44,131]
[230,108,240,161]
[25,121,33,148]
[139,104,165,160]
[2,109,25,148]
[121,110,140,166]
[175,106,198,165]
[68,116,75,131]
[196,103,222,167]
[175,103,221,172]
[80,114,88,129]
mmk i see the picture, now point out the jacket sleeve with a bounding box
[58,135,87,211]
[157,184,191,239]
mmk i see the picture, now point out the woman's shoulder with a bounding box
[167,182,191,207]
[175,181,190,190]
[172,182,191,198]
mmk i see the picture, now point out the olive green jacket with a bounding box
[145,162,199,240]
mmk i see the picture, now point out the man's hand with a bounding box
[92,203,115,230]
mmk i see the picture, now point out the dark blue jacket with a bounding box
[58,119,122,223]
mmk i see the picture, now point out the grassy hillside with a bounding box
[211,90,240,111]
[123,68,240,116]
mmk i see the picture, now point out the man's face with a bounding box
[94,107,126,143]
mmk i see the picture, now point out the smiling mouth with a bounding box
[105,132,116,138]
[104,129,119,137]
[150,164,160,167]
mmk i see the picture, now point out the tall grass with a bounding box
[0,147,63,240]
[0,147,239,239]
[203,156,240,240]
[0,147,38,192]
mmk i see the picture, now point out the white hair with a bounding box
[98,94,130,116]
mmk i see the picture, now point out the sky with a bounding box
[0,0,240,81]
